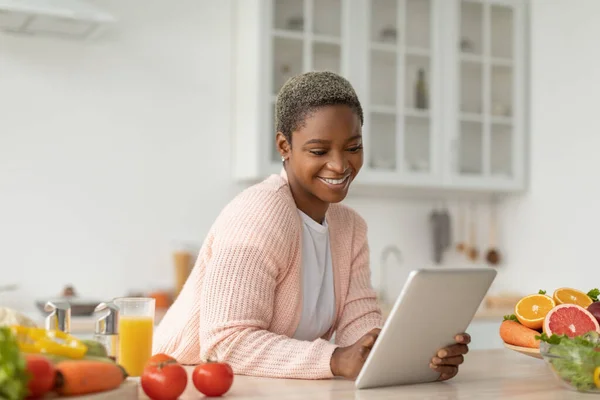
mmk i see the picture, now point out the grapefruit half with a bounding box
[543,303,600,337]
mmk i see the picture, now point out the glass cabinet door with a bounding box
[269,0,343,165]
[455,0,516,181]
[366,0,436,178]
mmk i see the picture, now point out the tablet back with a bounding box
[355,267,497,390]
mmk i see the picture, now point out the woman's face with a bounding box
[277,104,363,205]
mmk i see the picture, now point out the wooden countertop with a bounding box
[136,349,590,399]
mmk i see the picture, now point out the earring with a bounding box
[281,156,285,162]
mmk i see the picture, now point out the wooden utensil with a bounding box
[429,207,444,264]
[455,204,466,253]
[468,203,479,262]
[486,199,502,266]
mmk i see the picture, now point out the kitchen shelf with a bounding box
[404,108,430,118]
[272,29,305,41]
[370,105,397,115]
[460,54,514,68]
[461,53,483,63]
[370,42,398,53]
[313,34,342,45]
[491,57,513,67]
[491,116,513,125]
[461,113,484,122]
[405,46,430,57]
[233,0,529,193]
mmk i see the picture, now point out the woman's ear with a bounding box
[276,132,291,160]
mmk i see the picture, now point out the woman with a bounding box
[153,71,470,380]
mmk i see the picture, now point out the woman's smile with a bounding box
[317,173,352,189]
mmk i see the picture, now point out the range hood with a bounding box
[0,0,116,39]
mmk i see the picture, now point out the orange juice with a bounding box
[118,316,154,377]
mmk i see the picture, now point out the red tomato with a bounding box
[147,353,177,367]
[192,362,234,397]
[24,354,55,399]
[141,359,187,400]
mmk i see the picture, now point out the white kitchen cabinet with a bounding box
[232,0,529,193]
[442,0,528,192]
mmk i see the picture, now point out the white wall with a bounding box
[0,0,445,313]
[2,0,597,315]
[0,0,246,311]
[494,0,600,295]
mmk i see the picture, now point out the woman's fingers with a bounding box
[437,343,469,358]
[431,363,459,381]
[430,336,468,382]
[429,364,458,376]
[455,333,471,344]
[440,369,459,381]
[432,355,464,366]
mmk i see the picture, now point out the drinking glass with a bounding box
[114,297,155,377]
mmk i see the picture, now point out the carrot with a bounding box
[499,320,541,348]
[54,360,127,396]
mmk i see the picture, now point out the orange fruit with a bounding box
[543,303,600,337]
[148,291,172,309]
[514,294,556,330]
[552,288,593,308]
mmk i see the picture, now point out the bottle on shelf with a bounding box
[415,68,428,110]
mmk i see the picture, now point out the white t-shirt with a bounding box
[292,210,336,341]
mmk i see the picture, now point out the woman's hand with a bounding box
[330,328,381,379]
[430,333,471,381]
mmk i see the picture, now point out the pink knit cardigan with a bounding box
[152,170,383,379]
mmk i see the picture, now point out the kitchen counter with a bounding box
[26,309,168,335]
[52,305,511,335]
[138,349,591,399]
[379,303,513,321]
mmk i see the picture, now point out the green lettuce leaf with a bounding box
[536,332,600,392]
[587,288,599,302]
[0,327,29,400]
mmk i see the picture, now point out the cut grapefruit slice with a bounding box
[514,294,556,330]
[552,287,593,308]
[543,303,600,337]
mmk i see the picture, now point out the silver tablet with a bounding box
[355,267,497,390]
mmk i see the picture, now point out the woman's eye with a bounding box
[310,150,326,156]
[348,145,363,153]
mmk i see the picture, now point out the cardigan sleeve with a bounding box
[198,189,338,379]
[334,213,384,348]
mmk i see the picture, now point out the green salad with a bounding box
[0,326,29,400]
[537,331,600,392]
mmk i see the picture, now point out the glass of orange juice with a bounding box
[114,297,155,377]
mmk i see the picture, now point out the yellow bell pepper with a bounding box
[594,366,600,389]
[10,325,87,359]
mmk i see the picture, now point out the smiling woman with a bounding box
[152,71,470,381]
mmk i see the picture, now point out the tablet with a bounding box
[355,267,497,390]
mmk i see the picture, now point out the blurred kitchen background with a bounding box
[1,0,598,348]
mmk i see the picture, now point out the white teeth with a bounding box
[321,176,348,185]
